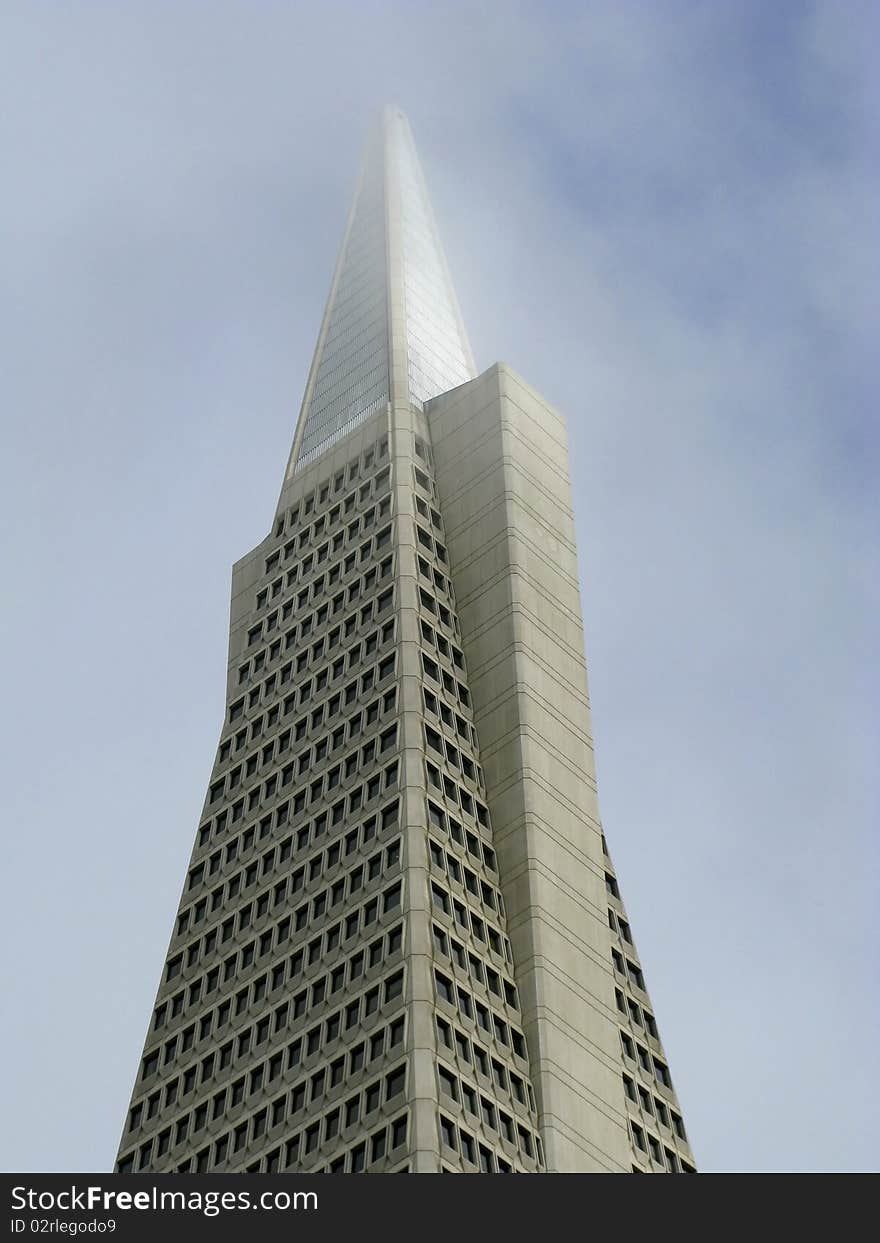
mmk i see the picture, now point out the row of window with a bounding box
[419,617,464,672]
[424,722,481,788]
[412,481,495,815]
[126,1052,406,1174]
[190,783,400,933]
[133,998,407,1159]
[439,1113,538,1172]
[151,961,405,1112]
[223,988,406,1126]
[264,482,392,596]
[629,1117,695,1174]
[430,890,518,1031]
[205,678,398,857]
[410,444,457,617]
[125,436,408,1172]
[157,873,403,1060]
[418,584,457,636]
[139,957,406,1151]
[198,715,399,891]
[168,837,402,1020]
[425,759,489,830]
[212,703,396,824]
[250,558,395,689]
[248,545,394,667]
[260,493,392,621]
[426,799,496,877]
[215,679,396,794]
[215,640,390,781]
[223,964,405,1113]
[422,611,527,1019]
[437,1060,543,1171]
[420,651,470,711]
[257,522,394,642]
[414,491,442,532]
[611,946,647,995]
[413,444,541,1169]
[436,1014,536,1124]
[607,903,659,1040]
[429,838,504,921]
[423,687,478,753]
[412,460,433,496]
[229,590,395,727]
[432,923,517,1013]
[281,1071,407,1171]
[247,574,395,710]
[622,1073,687,1143]
[199,757,400,888]
[420,573,522,1038]
[161,891,404,1046]
[416,541,496,865]
[147,866,403,1081]
[415,521,448,566]
[211,714,397,818]
[430,874,509,966]
[417,551,455,606]
[241,599,393,690]
[272,1107,409,1174]
[182,793,399,939]
[411,450,459,617]
[615,985,660,1045]
[435,967,526,1062]
[608,905,633,946]
[603,855,693,1167]
[620,1029,673,1092]
[271,438,390,544]
[417,628,482,796]
[413,451,548,1163]
[317,1112,408,1174]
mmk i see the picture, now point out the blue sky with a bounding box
[0,0,876,1173]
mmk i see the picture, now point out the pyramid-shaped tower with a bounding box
[116,108,695,1174]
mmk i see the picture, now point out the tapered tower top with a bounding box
[116,105,697,1178]
[284,107,476,478]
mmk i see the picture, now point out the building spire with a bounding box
[285,108,475,478]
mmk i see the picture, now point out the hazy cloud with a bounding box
[1,0,876,1172]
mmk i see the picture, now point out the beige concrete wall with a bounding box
[428,364,632,1172]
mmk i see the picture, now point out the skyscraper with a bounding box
[116,108,695,1175]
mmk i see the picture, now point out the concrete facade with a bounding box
[428,365,694,1172]
[115,109,694,1175]
[428,365,631,1171]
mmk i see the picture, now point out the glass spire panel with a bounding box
[296,128,390,471]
